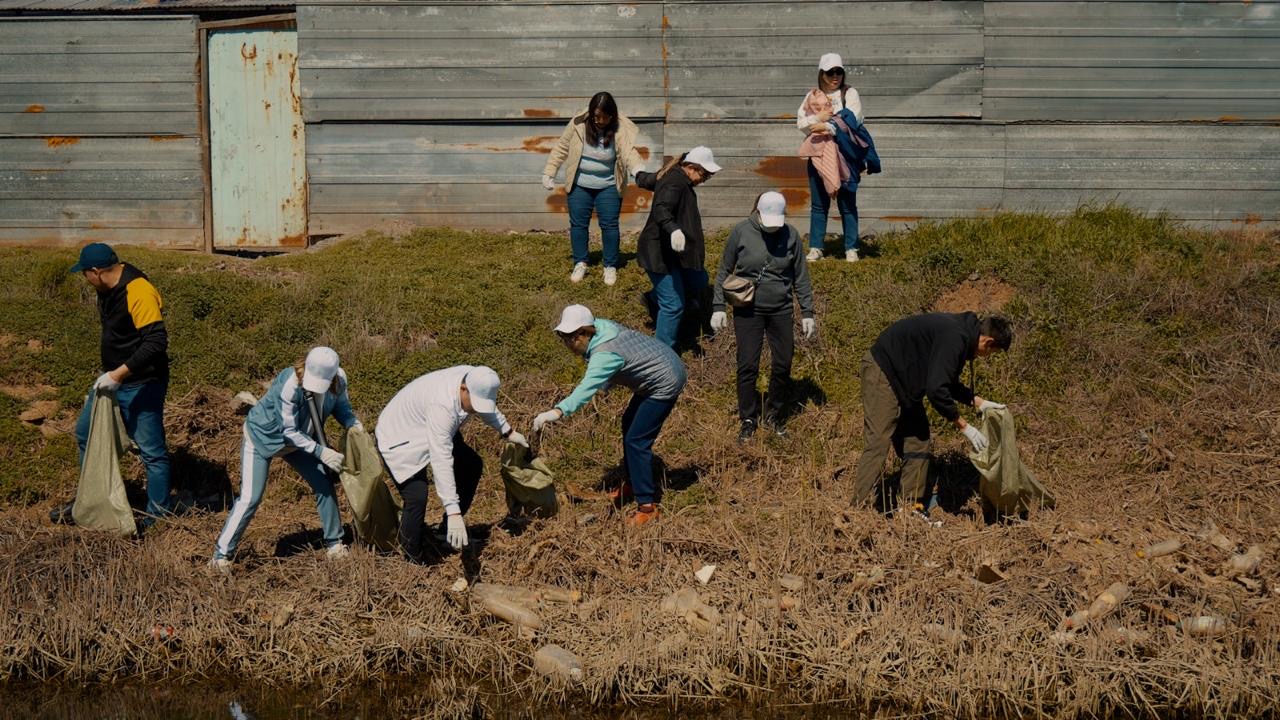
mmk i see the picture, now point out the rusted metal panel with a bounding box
[305,121,662,234]
[209,28,307,248]
[0,1,293,8]
[663,1,984,120]
[0,16,198,136]
[985,1,1280,121]
[0,136,203,247]
[297,3,666,121]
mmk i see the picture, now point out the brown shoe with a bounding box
[608,481,634,505]
[626,503,661,527]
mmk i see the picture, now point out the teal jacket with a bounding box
[245,367,358,458]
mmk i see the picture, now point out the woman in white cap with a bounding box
[635,146,721,348]
[710,191,816,442]
[797,52,864,263]
[541,91,649,286]
[376,365,527,560]
[533,305,686,526]
[209,346,361,569]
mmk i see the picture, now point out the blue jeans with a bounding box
[76,377,171,518]
[213,428,344,560]
[645,268,708,347]
[567,183,621,267]
[807,160,859,252]
[621,393,679,505]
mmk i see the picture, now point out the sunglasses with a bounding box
[822,68,845,76]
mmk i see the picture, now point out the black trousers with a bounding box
[394,432,483,560]
[733,308,795,422]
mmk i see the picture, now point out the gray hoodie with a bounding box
[712,213,815,318]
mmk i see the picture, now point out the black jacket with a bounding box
[635,168,705,275]
[870,312,978,421]
[712,213,814,318]
[98,263,169,383]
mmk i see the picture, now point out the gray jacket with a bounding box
[712,213,815,318]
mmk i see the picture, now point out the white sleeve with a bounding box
[797,99,817,133]
[280,374,320,457]
[424,405,463,515]
[846,87,864,125]
[480,408,512,437]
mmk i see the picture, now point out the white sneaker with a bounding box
[845,249,859,263]
[326,543,350,560]
[207,556,232,573]
[570,262,588,283]
[602,267,617,286]
[806,248,823,262]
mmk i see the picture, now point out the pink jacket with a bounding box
[796,89,849,196]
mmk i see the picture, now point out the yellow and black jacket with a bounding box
[98,263,168,383]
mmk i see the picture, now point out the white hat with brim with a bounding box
[554,304,596,334]
[757,191,787,227]
[684,146,722,174]
[819,52,844,71]
[302,346,340,394]
[464,366,501,414]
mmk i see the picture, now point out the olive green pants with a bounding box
[852,352,931,508]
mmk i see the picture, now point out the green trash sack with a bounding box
[499,442,558,519]
[72,388,136,536]
[968,407,1056,515]
[339,426,402,551]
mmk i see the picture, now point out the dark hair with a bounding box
[655,152,687,180]
[585,91,619,148]
[978,315,1014,351]
[748,191,767,216]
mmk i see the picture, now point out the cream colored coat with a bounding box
[543,111,645,193]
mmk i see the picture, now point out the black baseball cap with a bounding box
[68,242,119,273]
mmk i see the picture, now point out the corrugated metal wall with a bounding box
[299,0,1280,238]
[0,16,205,248]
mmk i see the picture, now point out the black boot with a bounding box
[737,419,757,444]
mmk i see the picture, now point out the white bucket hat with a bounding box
[302,346,340,394]
[463,366,501,414]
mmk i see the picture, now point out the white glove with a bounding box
[976,399,1006,413]
[962,424,989,453]
[445,514,468,550]
[320,447,345,474]
[541,174,555,191]
[710,311,727,332]
[94,372,121,392]
[349,421,364,433]
[533,409,562,432]
[802,318,816,339]
[670,229,686,252]
[506,430,529,448]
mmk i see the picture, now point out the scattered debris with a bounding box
[1197,523,1237,553]
[922,623,968,645]
[661,588,721,633]
[694,564,716,585]
[449,577,469,593]
[479,594,542,632]
[18,400,59,425]
[976,562,1007,584]
[270,604,294,630]
[230,391,258,414]
[1178,616,1228,638]
[778,573,805,592]
[1222,546,1263,578]
[1137,539,1182,559]
[533,644,584,683]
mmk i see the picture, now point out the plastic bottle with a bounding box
[1086,582,1130,620]
[533,644,584,683]
[1137,539,1181,559]
[1178,616,1227,637]
[480,595,543,630]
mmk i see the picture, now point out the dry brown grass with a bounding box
[0,212,1277,717]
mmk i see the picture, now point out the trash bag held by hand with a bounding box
[968,407,1056,516]
[339,426,402,551]
[500,442,558,519]
[72,389,136,536]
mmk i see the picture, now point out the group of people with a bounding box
[59,51,1013,569]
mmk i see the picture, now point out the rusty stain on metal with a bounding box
[636,146,651,161]
[149,135,184,141]
[778,188,809,208]
[546,186,652,215]
[45,137,80,148]
[241,43,257,61]
[1219,115,1243,122]
[523,108,555,118]
[755,156,808,180]
[521,135,557,153]
[24,104,44,113]
[278,232,307,247]
[1242,213,1262,225]
[264,100,272,111]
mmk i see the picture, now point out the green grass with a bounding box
[0,204,1274,506]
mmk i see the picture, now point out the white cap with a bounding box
[302,346,340,394]
[554,304,595,334]
[819,53,844,71]
[684,145,722,174]
[756,191,786,227]
[463,366,501,414]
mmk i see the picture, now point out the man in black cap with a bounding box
[69,242,172,521]
[852,312,1013,514]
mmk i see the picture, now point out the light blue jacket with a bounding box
[245,367,358,458]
